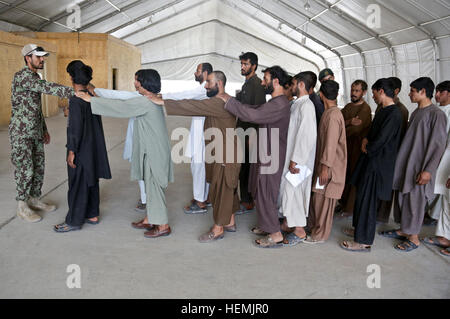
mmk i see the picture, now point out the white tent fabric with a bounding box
[1,0,448,111]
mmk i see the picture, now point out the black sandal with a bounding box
[54,223,81,233]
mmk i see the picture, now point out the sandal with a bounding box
[378,229,407,240]
[282,232,306,247]
[224,224,237,232]
[250,227,269,236]
[395,240,419,252]
[198,230,224,243]
[439,247,450,257]
[54,222,81,233]
[235,203,255,215]
[184,201,208,214]
[421,236,449,248]
[303,236,325,244]
[134,200,146,213]
[254,235,283,248]
[85,218,99,225]
[340,240,371,252]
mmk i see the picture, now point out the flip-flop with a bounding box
[254,235,283,248]
[250,227,269,236]
[85,218,99,225]
[394,240,419,252]
[439,247,450,257]
[303,236,325,244]
[224,224,237,232]
[235,204,255,215]
[340,240,371,252]
[282,232,306,247]
[378,229,407,240]
[421,236,448,248]
[54,222,81,233]
[183,202,208,214]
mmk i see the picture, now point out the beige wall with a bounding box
[107,35,142,92]
[15,32,141,109]
[0,30,58,126]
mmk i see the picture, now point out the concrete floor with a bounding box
[0,112,448,299]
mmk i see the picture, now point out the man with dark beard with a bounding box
[162,63,212,214]
[235,52,267,215]
[217,66,291,248]
[337,80,372,218]
[147,71,242,243]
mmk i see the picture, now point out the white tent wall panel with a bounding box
[437,37,450,83]
[143,54,245,84]
[217,1,324,69]
[140,23,216,65]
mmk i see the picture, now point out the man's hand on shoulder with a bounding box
[145,92,164,106]
[216,93,231,103]
[76,91,92,102]
[87,83,97,96]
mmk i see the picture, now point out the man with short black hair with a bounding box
[279,72,317,246]
[341,78,403,252]
[235,52,267,215]
[380,77,447,252]
[307,71,325,127]
[10,44,75,223]
[306,80,346,244]
[376,76,409,224]
[338,80,372,219]
[218,66,291,248]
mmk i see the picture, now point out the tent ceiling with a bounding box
[0,0,447,50]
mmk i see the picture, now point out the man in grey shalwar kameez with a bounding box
[379,77,447,252]
[76,69,173,238]
[218,66,291,248]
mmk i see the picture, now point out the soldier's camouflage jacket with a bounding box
[9,67,74,140]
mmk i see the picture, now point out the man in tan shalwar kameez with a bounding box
[306,80,347,244]
[147,71,242,243]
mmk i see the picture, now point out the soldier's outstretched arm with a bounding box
[19,73,74,99]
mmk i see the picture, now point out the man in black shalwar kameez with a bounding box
[341,78,403,252]
[54,62,111,232]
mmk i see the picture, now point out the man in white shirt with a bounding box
[162,63,212,214]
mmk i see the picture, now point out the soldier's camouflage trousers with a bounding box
[10,136,45,201]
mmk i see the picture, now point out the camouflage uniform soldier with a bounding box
[9,44,74,222]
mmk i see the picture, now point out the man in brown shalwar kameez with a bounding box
[306,80,347,244]
[337,80,371,218]
[217,66,291,248]
[147,71,242,243]
[379,77,447,252]
[375,77,409,224]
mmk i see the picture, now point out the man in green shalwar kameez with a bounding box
[76,69,173,238]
